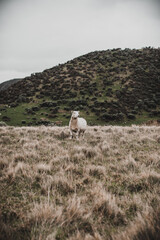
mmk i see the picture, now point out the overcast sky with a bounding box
[0,0,160,84]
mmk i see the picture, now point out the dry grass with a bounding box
[0,125,160,240]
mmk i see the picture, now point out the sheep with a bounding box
[69,111,87,139]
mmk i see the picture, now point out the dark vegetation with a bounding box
[0,47,160,126]
[0,78,22,92]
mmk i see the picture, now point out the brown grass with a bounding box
[0,125,160,239]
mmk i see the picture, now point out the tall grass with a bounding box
[0,125,160,239]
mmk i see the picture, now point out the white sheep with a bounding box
[69,111,87,139]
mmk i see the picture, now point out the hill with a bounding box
[0,78,22,92]
[0,126,160,240]
[0,47,160,126]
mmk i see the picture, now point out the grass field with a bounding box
[0,102,159,127]
[0,125,160,240]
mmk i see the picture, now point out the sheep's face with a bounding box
[71,111,79,119]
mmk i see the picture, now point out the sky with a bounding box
[0,0,160,84]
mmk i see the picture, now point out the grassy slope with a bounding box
[0,126,160,240]
[0,48,160,126]
[0,103,158,126]
[2,108,159,128]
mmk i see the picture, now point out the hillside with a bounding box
[0,126,160,240]
[0,47,160,126]
[0,78,22,92]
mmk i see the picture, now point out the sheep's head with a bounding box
[71,111,79,119]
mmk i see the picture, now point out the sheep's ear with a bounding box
[71,111,73,114]
[78,111,80,114]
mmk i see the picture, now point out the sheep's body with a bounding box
[69,111,87,139]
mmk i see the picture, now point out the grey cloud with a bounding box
[0,0,160,83]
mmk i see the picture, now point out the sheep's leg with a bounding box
[76,130,80,140]
[69,130,73,139]
[81,130,85,139]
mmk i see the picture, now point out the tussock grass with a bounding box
[0,125,160,239]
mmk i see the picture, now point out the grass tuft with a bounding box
[0,125,160,239]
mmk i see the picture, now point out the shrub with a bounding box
[0,121,7,126]
[127,113,136,120]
